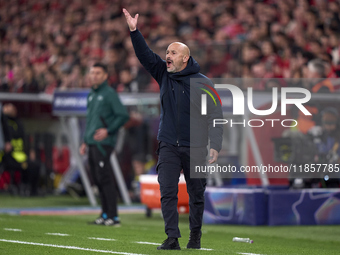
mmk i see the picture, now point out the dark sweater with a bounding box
[131,29,223,151]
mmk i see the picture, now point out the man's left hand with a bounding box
[208,148,219,164]
[94,128,108,141]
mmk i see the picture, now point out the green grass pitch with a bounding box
[0,194,339,254]
[1,213,339,255]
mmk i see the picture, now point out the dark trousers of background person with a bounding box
[88,145,118,219]
[2,154,40,195]
[157,141,207,238]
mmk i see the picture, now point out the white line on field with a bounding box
[238,253,266,255]
[4,228,22,232]
[89,237,116,241]
[135,241,161,245]
[200,248,214,251]
[45,233,70,236]
[0,239,147,255]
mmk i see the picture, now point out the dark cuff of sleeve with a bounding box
[130,29,139,35]
[210,142,221,153]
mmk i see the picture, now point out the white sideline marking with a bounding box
[200,248,214,251]
[89,237,116,241]
[135,241,161,245]
[46,233,70,236]
[0,239,146,255]
[4,228,22,232]
[238,253,266,255]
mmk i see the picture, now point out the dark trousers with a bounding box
[88,145,117,218]
[2,153,40,195]
[157,141,207,238]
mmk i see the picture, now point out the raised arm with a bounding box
[123,8,138,32]
[123,8,166,84]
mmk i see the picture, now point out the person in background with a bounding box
[1,103,40,196]
[307,59,334,93]
[22,67,39,93]
[308,107,340,188]
[297,59,335,134]
[79,63,129,226]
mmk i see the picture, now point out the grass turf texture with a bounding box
[0,193,90,208]
[0,213,339,255]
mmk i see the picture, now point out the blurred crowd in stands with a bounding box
[0,0,340,94]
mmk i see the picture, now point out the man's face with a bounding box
[3,104,17,117]
[89,67,108,86]
[322,113,338,134]
[166,43,188,73]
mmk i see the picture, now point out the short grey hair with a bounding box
[307,59,326,77]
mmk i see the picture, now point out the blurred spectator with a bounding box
[22,67,39,93]
[308,107,340,188]
[206,48,231,78]
[123,110,150,202]
[330,34,340,66]
[116,68,137,93]
[126,55,152,92]
[0,104,12,155]
[0,0,340,93]
[295,58,335,134]
[44,70,60,94]
[307,59,334,93]
[1,103,40,196]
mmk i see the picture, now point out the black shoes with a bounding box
[157,237,181,250]
[157,231,202,250]
[186,230,202,249]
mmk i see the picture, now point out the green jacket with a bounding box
[84,81,129,150]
